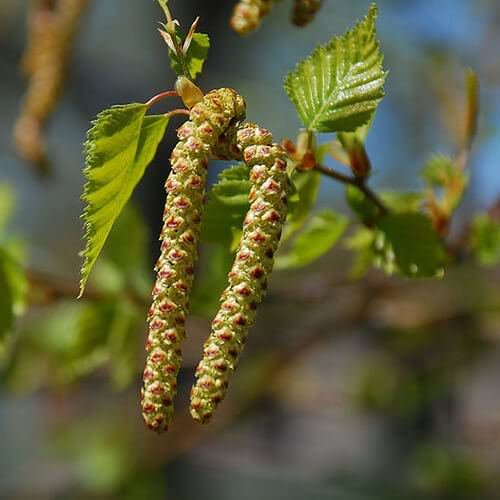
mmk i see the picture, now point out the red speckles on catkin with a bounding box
[141,89,246,433]
[190,122,289,424]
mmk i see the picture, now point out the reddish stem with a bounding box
[146,90,179,108]
[165,108,191,119]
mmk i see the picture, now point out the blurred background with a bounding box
[2,0,500,498]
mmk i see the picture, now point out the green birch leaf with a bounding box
[284,4,387,133]
[422,154,456,187]
[381,191,424,213]
[80,105,169,297]
[191,245,234,317]
[89,204,152,299]
[422,154,467,212]
[283,170,321,241]
[276,209,348,270]
[0,184,14,233]
[344,227,376,279]
[0,252,14,344]
[470,214,500,267]
[347,186,423,222]
[201,164,250,245]
[10,299,142,387]
[169,32,210,80]
[346,184,380,222]
[376,213,445,278]
[0,247,26,345]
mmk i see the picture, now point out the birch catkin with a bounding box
[141,88,246,433]
[190,123,288,423]
[230,0,274,35]
[14,0,89,170]
[292,0,322,27]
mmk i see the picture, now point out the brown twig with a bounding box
[314,163,389,216]
[27,268,148,307]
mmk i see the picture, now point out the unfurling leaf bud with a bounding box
[190,122,288,423]
[142,88,246,433]
[175,76,204,109]
[338,132,372,179]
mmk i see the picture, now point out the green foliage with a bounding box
[422,154,468,212]
[0,185,27,351]
[422,154,456,187]
[276,209,348,269]
[347,186,424,223]
[8,298,142,391]
[201,164,250,246]
[283,170,321,241]
[411,446,490,498]
[376,213,445,277]
[344,227,376,279]
[339,116,375,145]
[0,184,14,230]
[346,184,380,222]
[381,191,424,213]
[201,166,323,251]
[80,105,169,297]
[0,250,14,345]
[169,32,210,80]
[89,204,152,299]
[191,245,234,317]
[284,4,386,133]
[345,207,444,279]
[470,214,500,266]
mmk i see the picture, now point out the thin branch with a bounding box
[165,108,190,119]
[27,269,148,307]
[314,163,389,216]
[145,90,179,108]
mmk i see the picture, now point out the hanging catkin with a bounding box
[230,0,274,35]
[190,122,288,423]
[14,0,88,171]
[141,88,246,433]
[291,0,322,27]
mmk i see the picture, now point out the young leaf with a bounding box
[347,185,423,222]
[0,184,14,233]
[157,0,169,18]
[10,299,141,387]
[376,213,445,277]
[346,184,380,222]
[344,227,376,279]
[422,154,456,187]
[283,170,321,241]
[0,247,26,344]
[284,4,386,133]
[201,164,250,245]
[169,32,210,80]
[191,245,234,317]
[89,204,152,299]
[422,154,467,212]
[0,251,14,344]
[464,69,479,150]
[470,214,500,267]
[380,191,424,213]
[276,209,348,270]
[80,105,169,296]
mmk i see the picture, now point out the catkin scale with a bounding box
[292,0,322,27]
[141,89,246,433]
[190,123,288,423]
[230,0,274,35]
